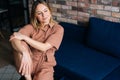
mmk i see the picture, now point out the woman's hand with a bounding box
[12,32,26,40]
[19,51,32,76]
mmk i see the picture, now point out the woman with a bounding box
[9,0,64,80]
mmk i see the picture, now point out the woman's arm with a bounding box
[24,36,52,52]
[12,32,52,52]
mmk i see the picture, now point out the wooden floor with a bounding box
[0,30,14,68]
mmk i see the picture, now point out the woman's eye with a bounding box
[37,13,42,15]
[44,10,48,12]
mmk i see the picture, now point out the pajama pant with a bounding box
[13,42,54,80]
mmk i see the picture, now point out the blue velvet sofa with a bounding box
[54,17,120,80]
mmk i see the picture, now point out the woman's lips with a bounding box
[43,17,48,20]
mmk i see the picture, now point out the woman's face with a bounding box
[35,3,51,25]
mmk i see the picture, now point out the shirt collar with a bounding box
[41,22,55,31]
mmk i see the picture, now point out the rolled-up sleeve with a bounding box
[46,25,64,50]
[18,24,33,36]
[9,24,33,41]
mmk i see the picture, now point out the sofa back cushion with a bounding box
[86,17,120,58]
[59,22,86,43]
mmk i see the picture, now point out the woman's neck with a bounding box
[41,22,49,27]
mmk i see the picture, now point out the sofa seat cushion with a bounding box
[55,40,120,80]
[103,66,120,80]
[86,17,120,58]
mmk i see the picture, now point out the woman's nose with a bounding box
[42,13,45,17]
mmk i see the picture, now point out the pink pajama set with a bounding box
[10,23,64,80]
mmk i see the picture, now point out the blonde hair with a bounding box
[30,0,55,30]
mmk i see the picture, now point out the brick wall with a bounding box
[29,0,120,24]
